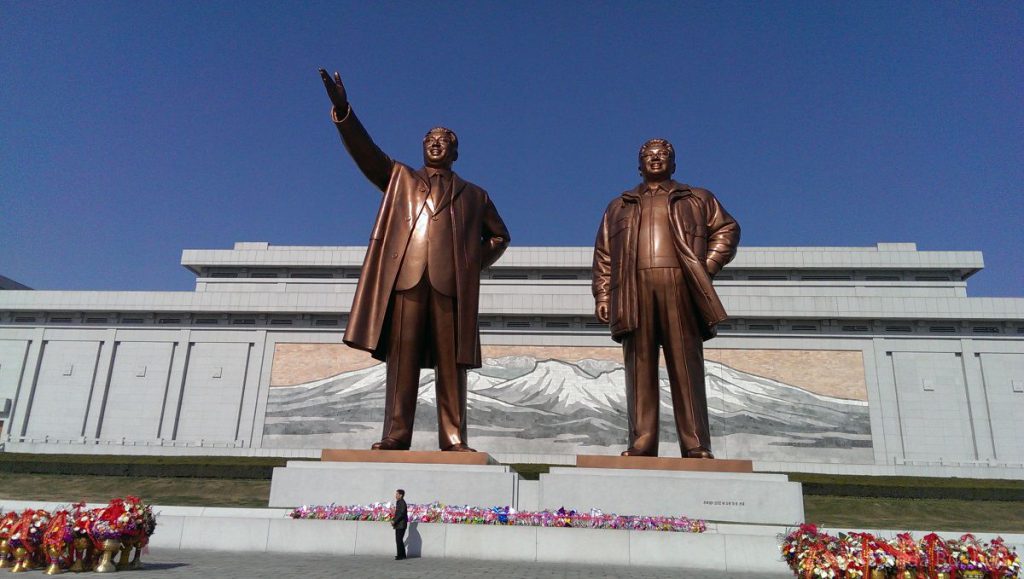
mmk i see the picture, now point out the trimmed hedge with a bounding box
[0,453,307,480]
[786,473,1024,502]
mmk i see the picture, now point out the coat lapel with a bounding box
[436,172,466,213]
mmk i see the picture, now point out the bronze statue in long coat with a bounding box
[320,69,510,451]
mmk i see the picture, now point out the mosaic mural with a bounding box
[263,344,873,462]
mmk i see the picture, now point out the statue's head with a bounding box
[423,127,459,169]
[638,138,675,181]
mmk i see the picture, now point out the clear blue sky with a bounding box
[3,1,1022,295]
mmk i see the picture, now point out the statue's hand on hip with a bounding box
[318,68,349,113]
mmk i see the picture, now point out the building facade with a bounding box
[0,242,1022,476]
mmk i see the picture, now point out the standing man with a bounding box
[319,69,510,452]
[592,139,740,458]
[392,489,408,560]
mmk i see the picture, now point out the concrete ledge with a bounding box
[538,468,804,525]
[269,461,520,508]
[139,505,786,571]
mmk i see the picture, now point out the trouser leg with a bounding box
[657,268,712,453]
[429,287,468,449]
[621,269,662,455]
[395,527,406,558]
[381,279,429,447]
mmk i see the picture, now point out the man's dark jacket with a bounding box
[393,498,408,530]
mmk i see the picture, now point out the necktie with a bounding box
[429,173,445,212]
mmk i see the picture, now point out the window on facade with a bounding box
[801,275,852,281]
[540,274,577,280]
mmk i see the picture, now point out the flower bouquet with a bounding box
[890,532,922,576]
[950,534,989,578]
[0,511,19,569]
[41,509,74,574]
[69,503,95,573]
[779,524,847,578]
[119,496,157,569]
[919,533,954,578]
[8,508,51,572]
[987,537,1022,578]
[90,501,133,573]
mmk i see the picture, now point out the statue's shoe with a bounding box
[685,448,715,459]
[620,448,656,457]
[442,443,477,452]
[371,438,410,450]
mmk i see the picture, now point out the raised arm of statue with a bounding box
[319,68,394,192]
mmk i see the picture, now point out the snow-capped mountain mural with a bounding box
[262,353,873,462]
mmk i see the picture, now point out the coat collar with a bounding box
[621,179,692,202]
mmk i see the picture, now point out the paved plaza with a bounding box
[134,549,791,578]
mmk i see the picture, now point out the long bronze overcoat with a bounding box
[334,107,510,368]
[593,180,740,342]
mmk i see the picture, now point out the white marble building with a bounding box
[0,242,1021,478]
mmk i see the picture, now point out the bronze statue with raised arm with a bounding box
[593,139,740,458]
[319,69,510,452]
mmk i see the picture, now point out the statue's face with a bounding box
[639,144,675,181]
[423,130,457,168]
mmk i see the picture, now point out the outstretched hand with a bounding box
[319,68,348,113]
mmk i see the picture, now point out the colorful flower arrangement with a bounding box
[289,502,706,533]
[780,527,1021,578]
[0,497,157,573]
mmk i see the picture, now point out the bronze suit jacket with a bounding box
[592,180,740,342]
[334,108,510,368]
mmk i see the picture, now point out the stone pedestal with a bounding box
[268,450,520,508]
[538,457,803,525]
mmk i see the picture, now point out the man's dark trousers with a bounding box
[395,527,406,559]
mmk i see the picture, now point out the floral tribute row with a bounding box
[0,497,157,573]
[289,502,707,533]
[780,523,1021,578]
